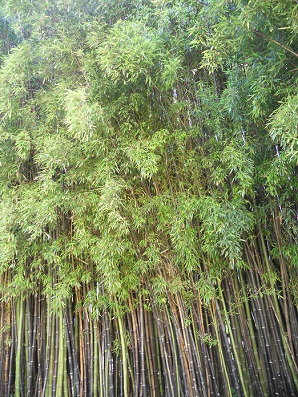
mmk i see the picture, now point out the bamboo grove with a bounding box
[0,0,297,396]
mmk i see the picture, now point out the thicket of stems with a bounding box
[0,0,297,396]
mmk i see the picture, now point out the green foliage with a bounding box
[0,198,16,269]
[269,93,298,161]
[92,20,161,84]
[64,88,102,141]
[0,0,296,301]
[198,196,253,267]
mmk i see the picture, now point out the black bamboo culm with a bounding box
[1,226,298,397]
[0,242,298,396]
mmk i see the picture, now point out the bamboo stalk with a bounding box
[56,308,64,397]
[28,295,37,396]
[145,304,158,397]
[44,302,55,397]
[82,307,90,396]
[248,267,279,395]
[218,284,249,397]
[210,299,233,397]
[64,307,75,396]
[15,296,24,397]
[128,295,139,396]
[8,299,15,397]
[139,296,148,397]
[69,301,81,396]
[154,304,175,396]
[164,302,181,397]
[1,297,11,397]
[256,224,298,391]
[93,319,99,397]
[238,269,267,397]
[38,295,47,396]
[115,299,129,397]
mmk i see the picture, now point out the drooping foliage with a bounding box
[0,0,297,396]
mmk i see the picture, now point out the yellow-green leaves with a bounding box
[14,130,31,160]
[160,55,182,90]
[198,196,253,268]
[269,93,298,162]
[124,132,165,179]
[91,20,161,83]
[96,177,129,236]
[0,199,16,268]
[64,88,102,141]
[0,43,33,120]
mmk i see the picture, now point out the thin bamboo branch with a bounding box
[251,29,298,58]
